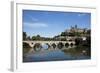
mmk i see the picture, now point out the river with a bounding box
[23,45,90,62]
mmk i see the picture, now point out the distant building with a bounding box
[65,25,87,33]
[54,25,90,41]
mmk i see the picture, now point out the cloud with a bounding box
[31,18,38,22]
[28,15,38,22]
[24,22,48,28]
[24,15,48,28]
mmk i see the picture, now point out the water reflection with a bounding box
[23,45,90,62]
[41,44,49,50]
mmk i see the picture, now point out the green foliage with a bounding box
[37,35,40,38]
[23,42,31,54]
[75,38,83,45]
[23,42,31,48]
[23,27,91,41]
[27,36,31,40]
[32,36,36,40]
[87,30,91,34]
[32,35,41,40]
[68,32,75,36]
[75,36,91,48]
[61,32,66,36]
[23,32,27,40]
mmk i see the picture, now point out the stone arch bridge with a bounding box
[23,41,75,48]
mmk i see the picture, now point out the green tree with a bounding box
[32,35,41,40]
[75,38,82,45]
[32,36,36,40]
[61,38,66,41]
[37,35,40,38]
[27,36,31,40]
[61,32,69,36]
[68,32,75,36]
[87,30,91,34]
[36,35,41,40]
[61,32,66,36]
[23,42,31,48]
[23,32,27,40]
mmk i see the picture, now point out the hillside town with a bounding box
[54,25,90,41]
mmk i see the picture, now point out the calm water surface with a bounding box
[23,46,90,62]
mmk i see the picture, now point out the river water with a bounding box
[23,45,90,62]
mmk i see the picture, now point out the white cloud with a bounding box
[27,15,38,22]
[24,22,48,28]
[30,16,38,22]
[24,15,48,28]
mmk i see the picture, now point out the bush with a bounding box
[75,38,82,45]
[23,42,31,48]
[23,42,31,54]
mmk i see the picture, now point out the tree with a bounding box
[27,36,31,40]
[37,35,40,38]
[87,30,91,34]
[23,42,31,48]
[32,35,41,40]
[23,42,31,55]
[68,32,75,36]
[86,36,91,47]
[23,32,27,40]
[32,36,36,40]
[61,32,66,36]
[61,38,66,41]
[61,32,68,36]
[75,38,82,45]
[36,35,41,40]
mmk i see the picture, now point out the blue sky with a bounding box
[23,10,91,38]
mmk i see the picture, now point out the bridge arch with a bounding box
[65,43,69,48]
[23,41,75,49]
[33,43,42,51]
[41,43,50,50]
[70,43,74,46]
[57,42,64,49]
[51,43,56,49]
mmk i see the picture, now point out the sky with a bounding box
[23,10,91,38]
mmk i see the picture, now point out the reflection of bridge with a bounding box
[23,41,75,48]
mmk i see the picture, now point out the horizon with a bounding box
[23,10,91,38]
